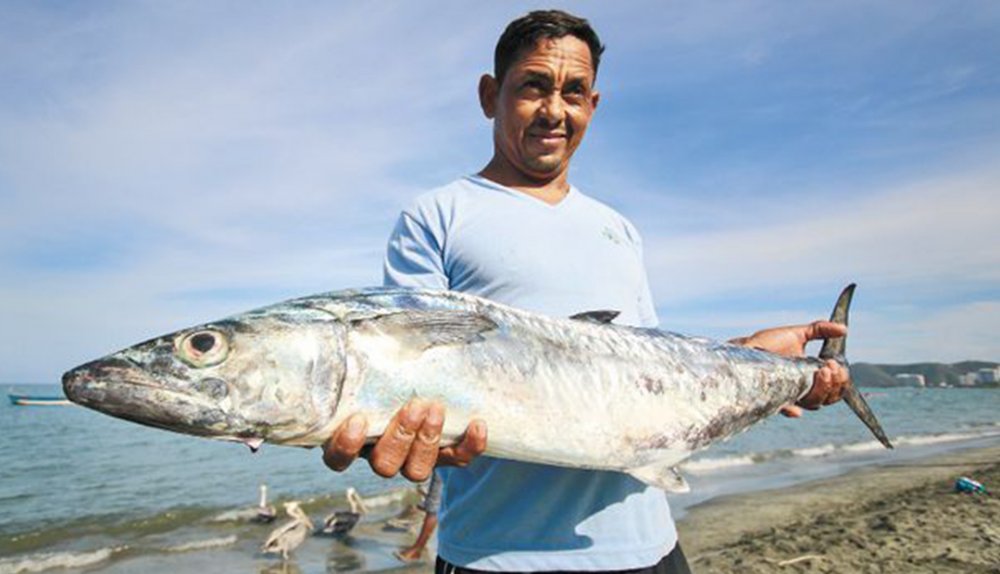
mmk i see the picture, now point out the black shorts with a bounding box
[434,542,692,574]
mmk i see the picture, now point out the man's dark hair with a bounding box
[494,10,605,84]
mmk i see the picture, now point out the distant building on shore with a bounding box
[894,373,926,387]
[959,373,980,387]
[976,367,999,384]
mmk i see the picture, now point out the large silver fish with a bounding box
[63,284,890,490]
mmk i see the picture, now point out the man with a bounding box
[323,10,848,572]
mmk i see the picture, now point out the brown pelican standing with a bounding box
[319,487,367,537]
[261,501,313,560]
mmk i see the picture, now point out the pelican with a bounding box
[319,487,367,537]
[254,484,277,523]
[384,503,423,532]
[385,484,428,531]
[261,501,313,560]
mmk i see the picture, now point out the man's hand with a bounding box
[321,399,487,482]
[733,320,850,418]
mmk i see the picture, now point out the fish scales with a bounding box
[63,285,890,491]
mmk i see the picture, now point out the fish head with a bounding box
[62,305,347,447]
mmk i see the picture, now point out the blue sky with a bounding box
[1,1,998,383]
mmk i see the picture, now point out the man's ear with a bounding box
[591,89,600,111]
[478,74,498,118]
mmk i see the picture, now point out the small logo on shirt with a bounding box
[602,227,624,245]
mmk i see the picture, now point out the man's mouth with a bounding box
[528,131,568,146]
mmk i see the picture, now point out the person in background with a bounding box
[394,469,443,563]
[323,10,849,573]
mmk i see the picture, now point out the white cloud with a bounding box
[633,167,1000,363]
[643,167,1000,304]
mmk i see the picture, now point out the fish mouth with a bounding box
[62,358,234,439]
[63,357,194,403]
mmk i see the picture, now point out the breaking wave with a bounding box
[0,546,125,574]
[681,455,760,473]
[163,535,238,553]
[681,427,1000,475]
[0,535,236,573]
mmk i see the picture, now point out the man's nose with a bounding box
[538,93,565,123]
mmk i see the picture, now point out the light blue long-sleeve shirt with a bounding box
[383,175,676,571]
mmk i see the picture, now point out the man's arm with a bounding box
[321,210,487,482]
[732,320,850,417]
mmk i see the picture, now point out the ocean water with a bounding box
[1,384,997,573]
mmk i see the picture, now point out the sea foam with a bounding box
[163,535,238,553]
[681,427,1000,476]
[0,546,125,574]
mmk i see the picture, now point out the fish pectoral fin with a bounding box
[569,310,621,324]
[627,464,691,493]
[357,310,499,350]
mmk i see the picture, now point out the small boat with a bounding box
[8,393,72,406]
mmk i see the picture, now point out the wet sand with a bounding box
[678,445,1000,573]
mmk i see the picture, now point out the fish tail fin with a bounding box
[819,284,893,449]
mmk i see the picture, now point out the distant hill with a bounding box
[852,361,999,387]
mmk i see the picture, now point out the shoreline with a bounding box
[3,442,997,572]
[677,444,1000,573]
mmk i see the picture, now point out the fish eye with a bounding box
[190,333,216,353]
[176,329,230,368]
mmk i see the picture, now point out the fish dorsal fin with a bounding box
[627,464,690,493]
[569,310,620,324]
[355,310,498,351]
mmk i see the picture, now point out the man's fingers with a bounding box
[823,360,849,405]
[798,366,832,410]
[439,420,487,467]
[401,402,445,482]
[798,360,849,410]
[815,365,838,406]
[780,404,803,418]
[814,360,848,406]
[325,404,484,478]
[369,400,429,478]
[322,413,369,472]
[805,320,847,342]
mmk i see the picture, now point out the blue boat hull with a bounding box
[8,394,71,406]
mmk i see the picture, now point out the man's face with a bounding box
[480,36,600,182]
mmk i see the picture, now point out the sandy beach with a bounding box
[393,445,1000,574]
[678,445,1000,573]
